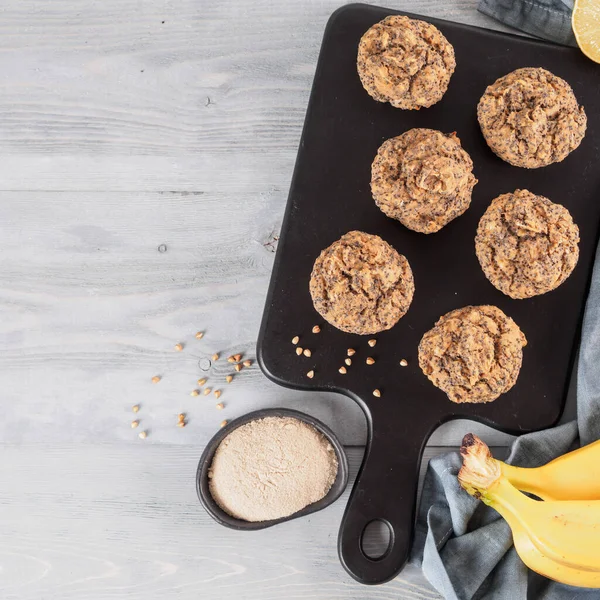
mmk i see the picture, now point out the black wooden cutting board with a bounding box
[257,3,600,586]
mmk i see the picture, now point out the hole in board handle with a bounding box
[361,519,393,560]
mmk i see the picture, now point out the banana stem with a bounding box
[458,434,534,510]
[458,433,501,497]
[459,435,544,556]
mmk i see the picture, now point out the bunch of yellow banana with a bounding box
[458,433,600,587]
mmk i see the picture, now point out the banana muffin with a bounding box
[371,128,477,234]
[418,305,527,404]
[309,231,414,335]
[357,15,456,110]
[477,67,587,168]
[475,189,580,299]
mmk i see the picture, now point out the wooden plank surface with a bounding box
[0,0,559,598]
[0,188,542,447]
[0,444,451,600]
[0,0,514,190]
[0,0,530,448]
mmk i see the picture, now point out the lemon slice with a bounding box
[573,0,600,63]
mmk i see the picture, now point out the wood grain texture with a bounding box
[0,0,515,191]
[0,187,530,446]
[0,0,529,446]
[0,444,451,599]
[0,0,552,597]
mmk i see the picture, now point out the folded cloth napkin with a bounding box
[478,0,577,46]
[410,238,600,599]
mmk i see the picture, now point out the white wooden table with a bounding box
[0,1,569,598]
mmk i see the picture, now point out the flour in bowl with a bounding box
[208,416,338,522]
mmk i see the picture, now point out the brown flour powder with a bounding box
[208,416,339,522]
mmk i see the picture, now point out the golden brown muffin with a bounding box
[475,189,580,299]
[371,128,477,234]
[477,67,587,168]
[357,15,456,110]
[418,305,527,404]
[309,231,414,335]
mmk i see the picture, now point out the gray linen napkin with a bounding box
[410,243,600,599]
[478,0,577,46]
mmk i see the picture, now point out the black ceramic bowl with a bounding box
[196,408,349,530]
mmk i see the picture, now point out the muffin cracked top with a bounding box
[371,128,477,234]
[418,305,527,404]
[477,67,587,168]
[475,189,579,299]
[357,15,456,110]
[309,231,414,335]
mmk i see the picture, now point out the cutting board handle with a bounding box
[337,409,429,584]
